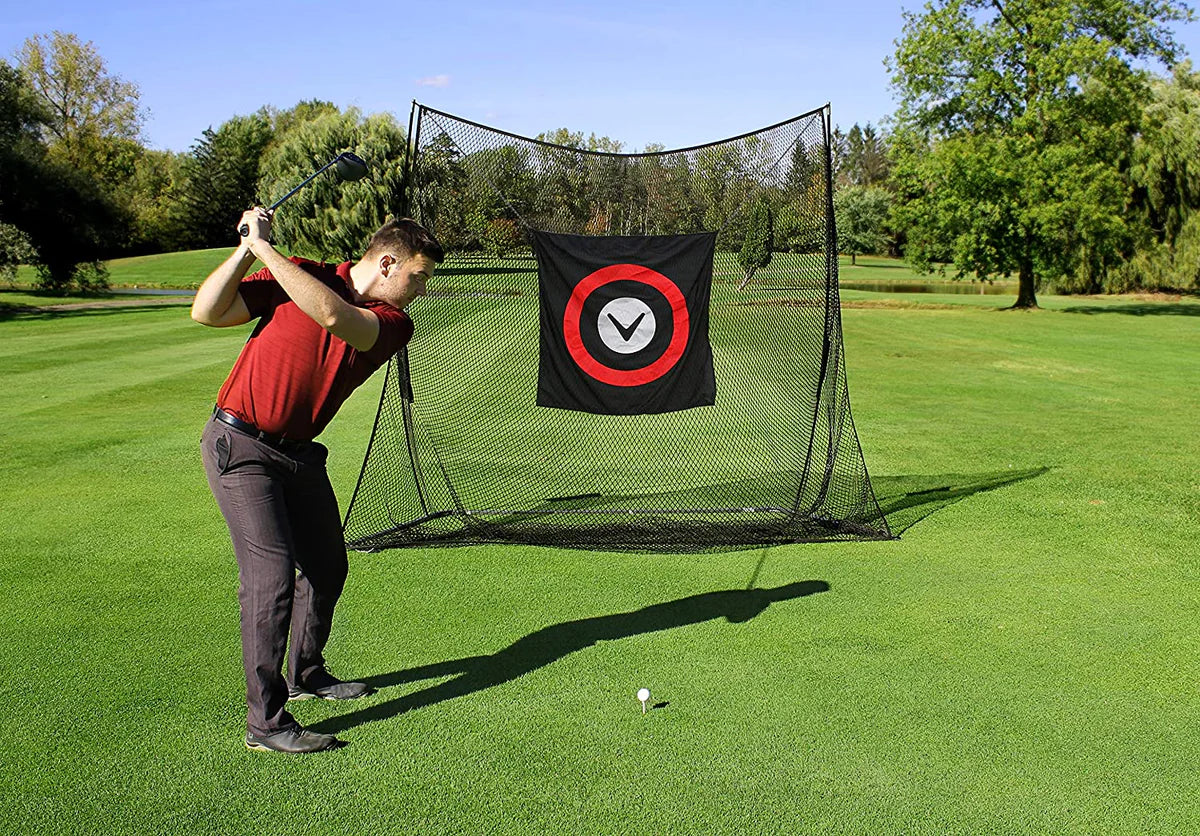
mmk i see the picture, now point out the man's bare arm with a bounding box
[190,244,256,327]
[240,208,380,351]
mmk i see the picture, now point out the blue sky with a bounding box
[4,0,1200,154]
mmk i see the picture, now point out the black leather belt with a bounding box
[212,407,310,451]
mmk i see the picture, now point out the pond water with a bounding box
[110,287,195,296]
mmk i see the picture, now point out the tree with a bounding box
[888,0,1190,307]
[0,60,119,290]
[779,141,826,254]
[16,31,143,181]
[265,99,339,140]
[0,60,46,148]
[841,123,890,188]
[829,126,849,187]
[0,223,36,283]
[1120,62,1200,290]
[460,144,538,253]
[694,144,759,250]
[174,113,274,249]
[786,139,822,195]
[118,149,187,254]
[411,132,470,249]
[532,128,591,233]
[641,148,705,236]
[834,185,892,265]
[0,63,41,278]
[257,109,406,261]
[737,198,774,287]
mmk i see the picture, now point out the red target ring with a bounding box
[563,263,689,387]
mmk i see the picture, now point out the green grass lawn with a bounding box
[1,253,1198,834]
[9,247,237,290]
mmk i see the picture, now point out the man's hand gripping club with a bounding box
[191,207,381,352]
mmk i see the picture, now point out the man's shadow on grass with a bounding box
[310,580,829,735]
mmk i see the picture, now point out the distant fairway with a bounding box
[9,247,236,290]
[10,248,963,289]
[2,251,1199,833]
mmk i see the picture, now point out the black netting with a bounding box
[342,104,892,551]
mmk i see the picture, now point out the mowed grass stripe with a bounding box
[1,315,247,420]
[0,306,208,373]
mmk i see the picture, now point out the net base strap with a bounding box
[461,506,795,516]
[352,506,796,535]
[345,508,893,552]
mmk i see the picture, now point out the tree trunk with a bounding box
[737,266,758,291]
[1012,257,1038,309]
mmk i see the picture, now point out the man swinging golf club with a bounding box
[193,200,443,753]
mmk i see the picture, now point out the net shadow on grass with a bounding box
[1057,303,1200,317]
[872,467,1050,535]
[309,580,829,735]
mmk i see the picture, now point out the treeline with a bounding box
[0,32,407,291]
[408,126,831,260]
[6,1,1200,304]
[835,64,1200,299]
[886,0,1198,306]
[827,0,1200,304]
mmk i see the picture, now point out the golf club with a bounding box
[239,151,369,236]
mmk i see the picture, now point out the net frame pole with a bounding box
[400,100,419,218]
[791,104,838,516]
[341,352,398,536]
[398,106,432,518]
[813,103,843,510]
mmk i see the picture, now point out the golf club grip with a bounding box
[239,223,249,237]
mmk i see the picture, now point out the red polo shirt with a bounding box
[216,258,413,440]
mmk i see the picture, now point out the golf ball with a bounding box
[637,688,651,702]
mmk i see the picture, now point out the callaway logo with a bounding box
[597,297,656,354]
[608,311,645,341]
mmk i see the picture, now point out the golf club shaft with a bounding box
[238,155,342,237]
[267,157,340,211]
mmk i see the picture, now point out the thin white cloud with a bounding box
[417,75,451,88]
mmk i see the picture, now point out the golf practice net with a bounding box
[342,103,892,551]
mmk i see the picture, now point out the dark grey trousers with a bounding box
[200,416,349,736]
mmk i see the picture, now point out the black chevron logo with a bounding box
[607,312,646,342]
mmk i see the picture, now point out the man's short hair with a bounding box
[365,218,446,264]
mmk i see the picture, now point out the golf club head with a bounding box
[335,152,369,181]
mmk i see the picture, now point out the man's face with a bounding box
[378,252,436,310]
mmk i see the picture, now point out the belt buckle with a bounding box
[259,430,283,448]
